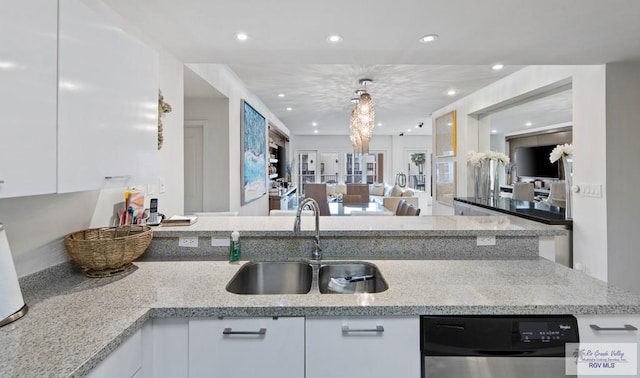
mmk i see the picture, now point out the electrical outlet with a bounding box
[178,236,199,248]
[477,236,496,246]
[211,238,230,247]
[159,177,166,194]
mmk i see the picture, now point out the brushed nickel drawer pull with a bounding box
[342,325,384,334]
[104,175,129,180]
[590,324,638,331]
[222,327,267,336]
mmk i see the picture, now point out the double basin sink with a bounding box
[226,261,388,295]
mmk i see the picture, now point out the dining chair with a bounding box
[346,183,370,203]
[512,182,534,201]
[303,183,331,216]
[404,204,421,216]
[395,199,408,216]
[342,194,364,205]
[545,181,566,207]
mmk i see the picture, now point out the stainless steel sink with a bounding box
[318,262,388,294]
[226,261,313,294]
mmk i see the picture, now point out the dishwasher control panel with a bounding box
[514,318,579,347]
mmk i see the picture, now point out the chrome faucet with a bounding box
[293,198,322,261]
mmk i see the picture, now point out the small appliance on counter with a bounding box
[0,223,28,327]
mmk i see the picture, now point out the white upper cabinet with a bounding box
[57,0,159,193]
[0,0,58,198]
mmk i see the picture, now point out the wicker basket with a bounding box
[64,225,153,277]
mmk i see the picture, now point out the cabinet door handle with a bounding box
[590,324,638,331]
[342,325,384,334]
[222,327,267,336]
[104,175,130,180]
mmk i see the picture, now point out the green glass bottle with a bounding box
[229,230,241,263]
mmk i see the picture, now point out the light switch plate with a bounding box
[178,236,198,248]
[576,183,602,198]
[477,236,496,246]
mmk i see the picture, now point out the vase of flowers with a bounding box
[467,151,488,200]
[549,143,573,219]
[486,151,510,200]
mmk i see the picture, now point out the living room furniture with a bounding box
[403,204,421,216]
[303,183,330,216]
[544,181,566,207]
[512,182,535,201]
[383,196,419,212]
[346,183,369,203]
[395,200,408,215]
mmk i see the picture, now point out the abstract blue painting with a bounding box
[241,100,267,205]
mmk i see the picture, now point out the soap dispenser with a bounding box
[229,230,241,263]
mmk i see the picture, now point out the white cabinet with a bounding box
[0,0,57,198]
[576,315,640,376]
[87,326,144,378]
[306,316,421,378]
[189,317,305,378]
[57,0,159,193]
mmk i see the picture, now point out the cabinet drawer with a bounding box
[577,315,640,343]
[306,316,420,378]
[189,317,304,378]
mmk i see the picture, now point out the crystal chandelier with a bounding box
[349,79,375,154]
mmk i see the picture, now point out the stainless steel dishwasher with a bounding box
[421,315,579,378]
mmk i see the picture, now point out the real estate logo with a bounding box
[566,343,637,375]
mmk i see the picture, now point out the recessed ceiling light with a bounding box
[447,89,457,96]
[491,129,498,133]
[377,123,383,127]
[313,129,319,134]
[286,107,292,111]
[419,34,439,43]
[407,128,412,132]
[0,61,16,70]
[277,93,285,98]
[355,89,366,96]
[350,97,360,104]
[327,35,343,43]
[447,122,452,126]
[312,122,318,127]
[236,32,248,41]
[525,121,533,126]
[492,64,504,70]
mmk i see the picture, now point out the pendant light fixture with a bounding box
[349,78,375,154]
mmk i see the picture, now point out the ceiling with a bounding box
[103,0,640,136]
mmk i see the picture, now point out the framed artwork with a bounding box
[435,160,456,206]
[434,110,456,157]
[240,100,267,205]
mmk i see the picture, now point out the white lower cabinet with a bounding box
[306,316,421,378]
[575,315,640,376]
[189,316,305,378]
[87,325,145,378]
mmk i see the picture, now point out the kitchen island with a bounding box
[2,257,640,377]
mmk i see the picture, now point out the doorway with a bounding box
[184,121,205,214]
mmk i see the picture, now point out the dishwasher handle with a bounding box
[590,324,638,331]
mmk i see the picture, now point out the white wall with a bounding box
[185,64,290,216]
[605,63,640,293]
[185,98,231,212]
[432,65,608,282]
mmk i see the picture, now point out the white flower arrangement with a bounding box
[486,151,510,165]
[466,151,486,166]
[467,150,510,166]
[549,143,573,163]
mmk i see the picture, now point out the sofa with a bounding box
[326,182,419,212]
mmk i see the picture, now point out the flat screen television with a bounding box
[515,145,560,179]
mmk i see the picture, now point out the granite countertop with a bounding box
[454,197,572,226]
[2,258,640,377]
[152,214,569,237]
